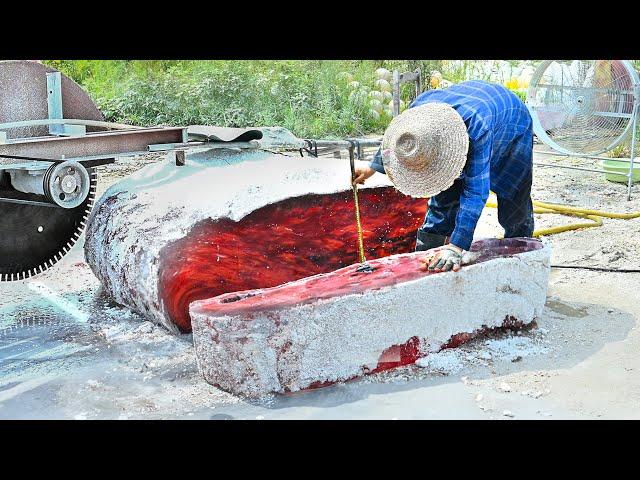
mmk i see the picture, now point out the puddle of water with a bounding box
[546,299,589,318]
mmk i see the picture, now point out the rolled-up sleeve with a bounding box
[449,130,492,251]
[369,146,386,174]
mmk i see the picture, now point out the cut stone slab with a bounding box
[85,151,426,333]
[190,238,551,398]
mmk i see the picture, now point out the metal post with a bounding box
[627,88,639,201]
[46,72,86,137]
[392,70,401,117]
[46,72,63,136]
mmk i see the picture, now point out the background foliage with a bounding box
[43,60,538,138]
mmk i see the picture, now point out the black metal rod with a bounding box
[0,153,60,162]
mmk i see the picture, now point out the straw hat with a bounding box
[381,102,469,198]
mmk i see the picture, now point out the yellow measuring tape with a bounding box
[349,142,374,272]
[352,182,367,263]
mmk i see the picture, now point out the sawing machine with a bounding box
[0,60,381,281]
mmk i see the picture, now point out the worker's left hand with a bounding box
[419,244,464,272]
[353,161,376,185]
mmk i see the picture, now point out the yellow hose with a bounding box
[485,198,640,237]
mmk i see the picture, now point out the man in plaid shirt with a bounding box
[354,80,535,272]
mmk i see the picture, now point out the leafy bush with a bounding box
[44,60,414,138]
[42,60,543,138]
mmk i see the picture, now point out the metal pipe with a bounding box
[148,141,241,152]
[535,150,632,162]
[0,118,140,132]
[310,139,382,149]
[534,161,611,174]
[627,89,639,201]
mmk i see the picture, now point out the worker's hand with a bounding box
[419,244,464,272]
[353,161,376,185]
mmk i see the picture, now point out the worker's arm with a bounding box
[368,147,386,174]
[353,147,385,185]
[421,131,492,272]
[449,130,492,251]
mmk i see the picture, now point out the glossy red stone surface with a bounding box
[193,237,543,317]
[158,187,427,332]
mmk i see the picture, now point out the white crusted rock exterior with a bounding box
[84,151,393,333]
[190,241,551,398]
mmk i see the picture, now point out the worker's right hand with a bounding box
[353,162,376,185]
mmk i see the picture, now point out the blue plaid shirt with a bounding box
[370,80,533,251]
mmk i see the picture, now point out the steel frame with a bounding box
[392,68,421,117]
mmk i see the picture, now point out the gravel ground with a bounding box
[0,146,639,419]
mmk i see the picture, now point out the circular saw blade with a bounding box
[0,168,97,281]
[1,60,104,281]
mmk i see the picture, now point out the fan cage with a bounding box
[526,60,640,200]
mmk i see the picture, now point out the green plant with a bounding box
[608,142,631,159]
[40,60,548,138]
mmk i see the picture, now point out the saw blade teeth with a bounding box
[1,167,98,281]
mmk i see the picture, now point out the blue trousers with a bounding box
[417,174,534,250]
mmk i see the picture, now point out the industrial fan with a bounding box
[526,60,639,156]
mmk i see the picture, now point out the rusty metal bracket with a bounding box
[0,127,186,163]
[175,150,186,166]
[392,68,422,117]
[46,72,87,137]
[300,139,319,157]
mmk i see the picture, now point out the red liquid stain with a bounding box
[159,187,427,332]
[289,316,532,394]
[372,336,421,373]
